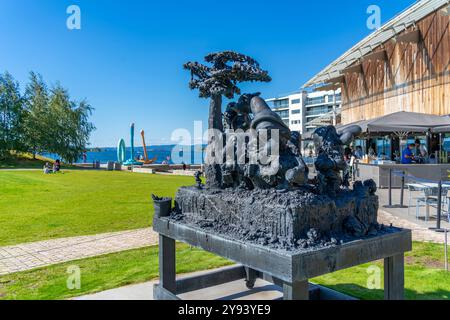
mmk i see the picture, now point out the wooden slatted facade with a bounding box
[341,9,450,124]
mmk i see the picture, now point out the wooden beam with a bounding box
[314,75,345,92]
[363,50,387,62]
[395,29,421,44]
[342,76,350,103]
[328,75,346,83]
[314,82,340,92]
[343,63,363,74]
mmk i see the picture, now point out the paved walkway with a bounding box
[378,210,446,243]
[74,267,285,301]
[377,188,449,244]
[0,228,158,276]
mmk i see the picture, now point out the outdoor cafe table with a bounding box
[406,182,450,220]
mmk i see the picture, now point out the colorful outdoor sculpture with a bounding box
[121,123,141,166]
[117,139,126,164]
[137,130,157,165]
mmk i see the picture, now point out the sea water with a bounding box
[43,145,206,165]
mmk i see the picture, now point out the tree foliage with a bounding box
[23,72,50,158]
[0,72,25,157]
[0,71,95,163]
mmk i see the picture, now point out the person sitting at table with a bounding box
[402,144,415,164]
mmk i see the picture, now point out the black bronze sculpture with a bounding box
[152,51,412,301]
[312,125,362,197]
[184,52,271,189]
[167,51,382,248]
[194,171,203,189]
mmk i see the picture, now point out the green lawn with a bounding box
[0,153,62,169]
[0,244,233,300]
[0,170,193,246]
[0,242,448,300]
[312,241,450,300]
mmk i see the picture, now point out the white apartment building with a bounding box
[266,92,304,132]
[266,89,342,135]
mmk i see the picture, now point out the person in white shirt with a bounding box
[415,139,428,158]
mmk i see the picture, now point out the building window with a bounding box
[291,99,301,104]
[273,99,289,109]
[291,109,301,115]
[291,120,301,125]
[275,110,289,119]
[327,94,342,103]
[306,106,333,117]
[305,96,326,105]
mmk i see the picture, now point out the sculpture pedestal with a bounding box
[153,216,412,300]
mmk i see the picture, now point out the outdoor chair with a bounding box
[445,190,450,223]
[416,187,439,222]
[408,184,421,216]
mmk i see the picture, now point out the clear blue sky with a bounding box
[0,0,415,147]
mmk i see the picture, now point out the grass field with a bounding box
[0,153,61,169]
[0,242,448,300]
[0,244,233,300]
[312,241,450,300]
[0,170,192,246]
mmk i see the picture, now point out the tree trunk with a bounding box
[205,95,223,189]
[209,95,223,132]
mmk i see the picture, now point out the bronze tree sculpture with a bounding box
[184,51,271,188]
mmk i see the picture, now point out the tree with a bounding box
[184,51,271,188]
[23,72,51,159]
[46,85,95,164]
[0,72,25,158]
[184,51,271,132]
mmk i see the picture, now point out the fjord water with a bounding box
[43,145,206,165]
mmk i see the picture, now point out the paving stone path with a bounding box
[378,210,447,244]
[0,228,158,276]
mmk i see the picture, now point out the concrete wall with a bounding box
[356,163,450,188]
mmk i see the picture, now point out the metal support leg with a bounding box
[408,188,412,216]
[283,280,309,300]
[244,267,257,289]
[384,254,405,300]
[159,235,176,293]
[399,172,406,208]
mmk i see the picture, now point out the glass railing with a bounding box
[306,108,333,117]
